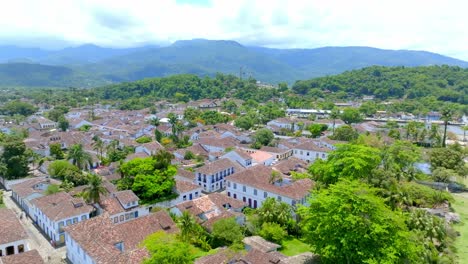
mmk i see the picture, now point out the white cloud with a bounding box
[0,0,467,60]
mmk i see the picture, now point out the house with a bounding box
[250,151,275,166]
[427,111,441,121]
[226,165,313,209]
[30,192,95,245]
[267,118,298,132]
[10,177,62,217]
[195,158,238,192]
[259,146,293,161]
[286,108,331,118]
[0,209,29,257]
[64,211,178,264]
[292,141,332,163]
[134,141,164,156]
[198,137,238,153]
[272,157,308,175]
[0,249,44,264]
[220,149,253,168]
[33,116,57,131]
[171,193,246,229]
[99,190,149,225]
[172,180,203,205]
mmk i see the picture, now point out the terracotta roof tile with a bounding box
[31,192,94,221]
[0,249,44,264]
[0,209,28,245]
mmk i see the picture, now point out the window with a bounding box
[243,186,246,192]
[294,150,297,154]
[120,215,124,222]
[233,183,237,189]
[264,192,267,198]
[277,196,282,201]
[183,195,187,201]
[81,215,87,221]
[227,192,231,197]
[292,200,296,206]
[227,181,231,187]
[73,217,78,224]
[58,221,64,232]
[18,244,24,253]
[125,214,130,220]
[300,151,303,155]
[254,189,257,195]
[233,194,237,199]
[114,217,118,223]
[66,219,72,225]
[306,152,310,156]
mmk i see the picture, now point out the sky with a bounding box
[0,0,467,60]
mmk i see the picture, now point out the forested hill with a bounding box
[0,40,467,87]
[292,65,468,104]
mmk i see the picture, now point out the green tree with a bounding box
[307,123,328,138]
[58,115,69,131]
[299,180,419,264]
[329,125,358,141]
[430,145,466,176]
[309,144,381,185]
[234,116,254,130]
[92,137,105,160]
[68,144,92,170]
[0,140,30,179]
[82,174,108,204]
[2,100,37,116]
[359,101,378,116]
[257,197,293,228]
[142,231,193,264]
[258,222,287,244]
[340,108,363,124]
[431,167,455,183]
[381,140,421,181]
[252,128,274,149]
[212,217,244,247]
[49,143,64,159]
[47,160,87,185]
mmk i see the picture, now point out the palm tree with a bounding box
[68,144,92,170]
[440,107,453,147]
[83,174,108,204]
[177,211,197,242]
[329,108,340,134]
[167,113,179,136]
[153,149,174,170]
[92,137,105,161]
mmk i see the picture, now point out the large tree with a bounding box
[309,144,381,185]
[212,217,244,247]
[82,174,108,204]
[252,128,275,149]
[299,180,419,264]
[440,106,454,147]
[257,197,293,228]
[0,140,30,179]
[68,144,92,170]
[340,108,363,124]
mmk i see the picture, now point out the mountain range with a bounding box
[0,39,467,87]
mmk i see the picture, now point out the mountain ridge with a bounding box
[0,39,467,87]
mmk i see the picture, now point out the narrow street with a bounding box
[1,190,67,264]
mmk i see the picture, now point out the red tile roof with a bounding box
[0,249,44,264]
[30,192,94,221]
[227,165,313,200]
[0,208,28,245]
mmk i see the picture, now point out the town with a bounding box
[0,88,466,263]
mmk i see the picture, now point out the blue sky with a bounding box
[0,0,467,60]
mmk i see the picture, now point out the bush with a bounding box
[399,182,454,208]
[136,136,152,144]
[259,222,287,244]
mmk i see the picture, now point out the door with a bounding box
[254,200,257,209]
[248,198,252,207]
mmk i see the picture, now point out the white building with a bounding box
[30,192,94,245]
[99,190,149,225]
[226,165,313,209]
[10,177,62,217]
[0,208,29,256]
[195,158,238,192]
[64,211,177,264]
[221,149,253,168]
[292,141,332,163]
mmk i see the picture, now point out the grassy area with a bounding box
[279,237,311,256]
[453,194,468,263]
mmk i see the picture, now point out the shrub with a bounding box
[399,182,454,208]
[259,222,287,244]
[136,136,152,144]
